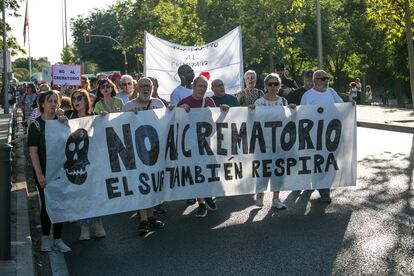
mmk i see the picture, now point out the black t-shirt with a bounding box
[27,116,57,174]
[64,110,96,119]
[287,86,308,105]
[281,76,298,89]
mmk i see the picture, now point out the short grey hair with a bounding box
[193,75,208,87]
[120,74,133,85]
[138,77,153,87]
[244,70,257,80]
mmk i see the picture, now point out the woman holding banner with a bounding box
[122,77,166,236]
[93,79,124,113]
[249,73,296,209]
[63,89,107,240]
[236,70,264,106]
[28,90,72,253]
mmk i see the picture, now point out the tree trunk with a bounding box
[404,0,414,108]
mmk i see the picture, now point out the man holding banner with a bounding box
[178,75,218,217]
[301,69,347,203]
[171,65,195,105]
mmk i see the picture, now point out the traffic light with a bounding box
[84,32,91,43]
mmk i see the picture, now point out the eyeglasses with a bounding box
[101,84,111,89]
[139,84,151,89]
[72,95,83,102]
[122,82,132,86]
[317,77,330,81]
[267,82,280,87]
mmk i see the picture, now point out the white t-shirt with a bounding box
[300,88,343,105]
[122,98,165,112]
[170,85,192,105]
[254,96,287,107]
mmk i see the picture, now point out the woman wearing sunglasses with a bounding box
[94,79,124,114]
[63,89,107,240]
[65,89,94,119]
[249,73,296,210]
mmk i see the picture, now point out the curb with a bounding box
[13,124,35,276]
[13,181,34,276]
[357,121,414,134]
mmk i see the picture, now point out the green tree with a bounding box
[238,0,305,74]
[12,57,50,72]
[367,0,414,105]
[71,8,134,72]
[114,0,205,69]
[12,67,29,81]
[0,0,25,56]
[60,45,75,64]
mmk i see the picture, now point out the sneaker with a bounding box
[205,197,217,211]
[255,193,264,207]
[52,239,72,253]
[154,204,166,214]
[318,189,331,203]
[195,203,207,217]
[93,221,106,238]
[138,221,150,236]
[272,198,287,210]
[186,199,197,205]
[40,236,52,252]
[320,195,332,203]
[79,225,90,241]
[148,217,165,229]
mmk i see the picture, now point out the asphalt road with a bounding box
[60,127,414,275]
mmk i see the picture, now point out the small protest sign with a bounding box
[52,64,82,86]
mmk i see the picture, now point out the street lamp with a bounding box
[2,0,9,114]
[83,32,128,74]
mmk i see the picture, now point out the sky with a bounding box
[9,0,117,64]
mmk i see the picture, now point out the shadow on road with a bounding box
[62,192,350,275]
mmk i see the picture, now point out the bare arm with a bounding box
[29,146,46,188]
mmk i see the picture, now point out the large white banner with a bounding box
[45,104,356,223]
[144,27,244,101]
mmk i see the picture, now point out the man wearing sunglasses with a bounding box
[211,79,240,107]
[287,69,314,105]
[300,69,343,106]
[300,69,344,203]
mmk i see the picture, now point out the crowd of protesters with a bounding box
[14,64,356,253]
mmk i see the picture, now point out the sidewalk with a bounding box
[357,105,414,133]
[0,104,412,276]
[0,109,34,276]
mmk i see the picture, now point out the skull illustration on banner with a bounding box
[64,128,90,185]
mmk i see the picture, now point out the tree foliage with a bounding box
[71,8,135,72]
[60,45,76,64]
[0,0,25,56]
[12,57,50,72]
[68,0,413,105]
